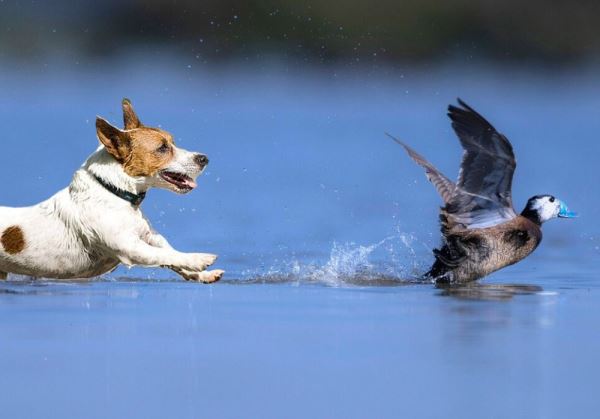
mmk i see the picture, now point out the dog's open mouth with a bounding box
[159,171,197,192]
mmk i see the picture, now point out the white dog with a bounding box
[0,99,223,283]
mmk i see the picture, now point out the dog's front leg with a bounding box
[113,238,217,273]
[144,231,174,249]
[143,233,224,283]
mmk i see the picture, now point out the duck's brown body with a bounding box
[428,215,542,283]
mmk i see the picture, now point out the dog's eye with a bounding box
[156,144,170,153]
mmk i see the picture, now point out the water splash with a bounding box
[305,238,390,286]
[243,230,432,287]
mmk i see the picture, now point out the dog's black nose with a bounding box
[194,154,209,168]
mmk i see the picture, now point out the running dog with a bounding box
[0,99,223,283]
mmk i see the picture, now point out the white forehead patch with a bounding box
[531,196,560,222]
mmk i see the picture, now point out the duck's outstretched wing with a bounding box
[389,99,517,232]
[386,134,457,203]
[449,99,516,206]
[445,99,517,230]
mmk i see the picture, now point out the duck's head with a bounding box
[521,195,578,225]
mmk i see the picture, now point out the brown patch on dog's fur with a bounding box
[1,226,26,254]
[96,99,175,177]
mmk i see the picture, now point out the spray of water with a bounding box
[243,229,432,286]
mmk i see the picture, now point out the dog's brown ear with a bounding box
[96,117,131,162]
[122,98,142,130]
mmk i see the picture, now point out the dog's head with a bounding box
[95,99,207,194]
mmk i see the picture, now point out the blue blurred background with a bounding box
[0,1,599,418]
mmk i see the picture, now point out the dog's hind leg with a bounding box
[0,272,7,280]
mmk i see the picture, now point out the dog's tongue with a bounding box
[184,178,197,189]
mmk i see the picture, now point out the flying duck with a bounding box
[389,99,577,284]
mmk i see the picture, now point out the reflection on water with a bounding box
[437,283,545,301]
[0,275,546,301]
[235,273,422,287]
[0,273,547,302]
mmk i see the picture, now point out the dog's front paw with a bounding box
[177,268,224,283]
[196,269,225,283]
[186,253,217,271]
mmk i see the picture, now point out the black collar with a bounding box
[93,175,146,207]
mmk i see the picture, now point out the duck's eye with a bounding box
[549,197,555,203]
[156,143,170,153]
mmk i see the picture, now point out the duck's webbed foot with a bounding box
[424,259,457,284]
[433,271,455,285]
[422,269,456,285]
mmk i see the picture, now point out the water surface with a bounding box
[0,60,598,418]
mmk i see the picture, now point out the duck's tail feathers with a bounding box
[386,133,456,204]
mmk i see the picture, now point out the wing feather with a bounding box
[448,98,516,210]
[386,133,456,204]
[444,99,518,230]
[389,99,518,232]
